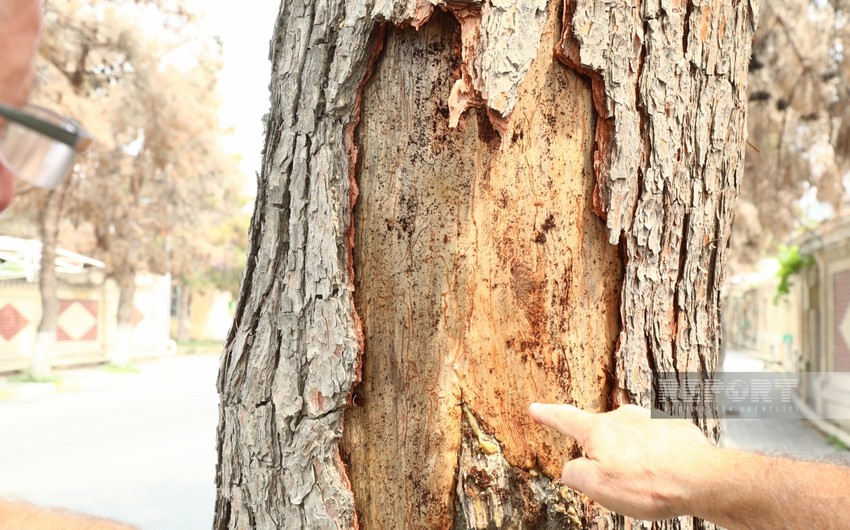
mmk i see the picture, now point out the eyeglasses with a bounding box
[0,102,93,189]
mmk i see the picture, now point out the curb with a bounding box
[0,372,133,402]
[792,392,850,450]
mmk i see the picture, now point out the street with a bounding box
[0,349,848,530]
[0,354,221,530]
[720,349,850,465]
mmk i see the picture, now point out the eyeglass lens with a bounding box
[0,106,81,189]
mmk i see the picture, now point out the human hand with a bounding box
[529,403,719,521]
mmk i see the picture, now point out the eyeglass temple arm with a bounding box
[0,102,88,150]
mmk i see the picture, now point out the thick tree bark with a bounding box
[214,0,758,529]
[561,1,758,423]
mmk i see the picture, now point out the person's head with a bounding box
[0,0,43,211]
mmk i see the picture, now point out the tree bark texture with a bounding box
[214,0,758,529]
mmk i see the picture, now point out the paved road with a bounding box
[0,354,221,529]
[3,348,847,529]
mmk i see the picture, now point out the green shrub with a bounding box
[774,245,814,303]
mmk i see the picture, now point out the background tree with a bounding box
[214,1,757,529]
[63,30,241,365]
[734,0,850,264]
[3,0,247,372]
[170,209,250,342]
[15,0,127,377]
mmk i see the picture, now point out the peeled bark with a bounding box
[214,0,759,528]
[561,0,759,422]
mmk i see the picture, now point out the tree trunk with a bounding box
[31,186,66,379]
[214,0,758,529]
[176,284,192,343]
[112,269,136,367]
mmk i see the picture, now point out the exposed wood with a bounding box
[453,402,586,529]
[214,0,564,526]
[344,9,620,528]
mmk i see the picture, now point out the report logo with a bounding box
[651,372,807,419]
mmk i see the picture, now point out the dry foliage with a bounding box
[9,0,249,293]
[737,0,850,264]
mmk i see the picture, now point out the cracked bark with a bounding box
[214,0,758,528]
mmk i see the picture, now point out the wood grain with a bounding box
[344,10,621,528]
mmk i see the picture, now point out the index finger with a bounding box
[528,403,597,446]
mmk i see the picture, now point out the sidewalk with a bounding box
[0,353,221,529]
[0,364,137,401]
[0,342,223,401]
[0,354,198,401]
[719,349,850,465]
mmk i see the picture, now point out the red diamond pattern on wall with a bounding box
[132,306,145,328]
[57,299,98,342]
[0,304,29,341]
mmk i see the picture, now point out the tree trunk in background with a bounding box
[112,269,136,367]
[175,284,192,343]
[215,0,758,528]
[31,187,65,379]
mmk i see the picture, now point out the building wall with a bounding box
[169,286,234,342]
[126,274,173,357]
[723,264,803,371]
[188,289,233,341]
[0,272,172,373]
[806,243,850,427]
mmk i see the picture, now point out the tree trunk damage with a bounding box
[214,0,758,528]
[561,0,759,419]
